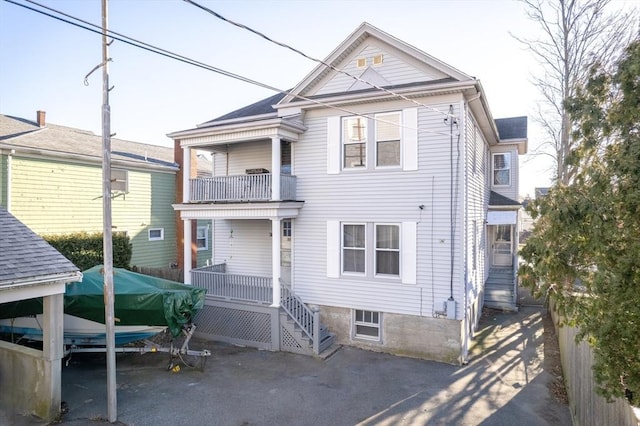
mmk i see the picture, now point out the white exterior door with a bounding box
[281,220,292,285]
[492,225,513,267]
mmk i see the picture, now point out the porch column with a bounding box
[271,137,281,201]
[42,292,64,420]
[182,146,191,203]
[184,219,192,284]
[271,218,281,307]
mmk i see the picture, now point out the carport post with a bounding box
[42,292,64,420]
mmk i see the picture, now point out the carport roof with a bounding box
[0,206,79,287]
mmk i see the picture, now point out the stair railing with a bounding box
[280,279,320,354]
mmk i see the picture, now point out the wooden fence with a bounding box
[550,300,640,425]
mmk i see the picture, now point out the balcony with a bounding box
[189,174,296,203]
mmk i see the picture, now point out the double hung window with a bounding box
[343,117,367,168]
[196,226,209,250]
[375,112,401,167]
[492,153,511,186]
[375,224,400,276]
[342,224,366,274]
[342,111,401,170]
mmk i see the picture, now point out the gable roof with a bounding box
[0,114,178,171]
[281,22,473,104]
[0,206,80,287]
[489,191,521,207]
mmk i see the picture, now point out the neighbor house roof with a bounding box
[0,206,80,287]
[0,114,178,171]
[198,92,288,127]
[489,191,521,207]
[495,116,527,140]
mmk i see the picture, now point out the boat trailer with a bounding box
[64,324,211,371]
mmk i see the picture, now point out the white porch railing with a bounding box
[189,174,297,202]
[191,264,272,304]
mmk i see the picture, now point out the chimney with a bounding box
[36,110,46,127]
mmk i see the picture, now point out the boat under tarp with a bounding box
[0,266,206,337]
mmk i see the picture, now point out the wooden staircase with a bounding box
[279,282,336,357]
[484,267,518,311]
[279,311,336,356]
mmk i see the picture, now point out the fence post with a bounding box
[312,307,320,355]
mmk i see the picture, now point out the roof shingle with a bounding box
[0,206,79,286]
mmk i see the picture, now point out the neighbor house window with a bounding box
[375,112,401,167]
[354,309,381,340]
[342,223,366,274]
[375,224,400,276]
[492,153,511,186]
[148,228,164,241]
[111,168,128,192]
[343,116,367,168]
[196,226,208,251]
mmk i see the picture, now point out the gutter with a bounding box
[0,143,178,173]
[0,271,83,289]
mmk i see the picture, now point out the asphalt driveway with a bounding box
[13,303,571,426]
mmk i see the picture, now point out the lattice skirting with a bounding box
[194,300,277,351]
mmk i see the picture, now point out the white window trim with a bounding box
[196,225,209,251]
[374,223,401,278]
[353,309,382,341]
[148,228,164,241]
[341,222,367,276]
[342,116,368,170]
[492,152,511,186]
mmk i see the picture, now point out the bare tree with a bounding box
[514,0,637,185]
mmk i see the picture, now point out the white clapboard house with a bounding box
[170,23,526,362]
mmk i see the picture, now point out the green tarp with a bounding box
[0,266,206,337]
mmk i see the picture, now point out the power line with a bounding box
[183,0,459,120]
[5,0,457,137]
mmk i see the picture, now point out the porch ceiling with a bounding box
[172,201,304,220]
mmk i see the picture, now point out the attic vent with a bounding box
[373,54,383,65]
[356,57,366,68]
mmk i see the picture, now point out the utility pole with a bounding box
[101,0,117,421]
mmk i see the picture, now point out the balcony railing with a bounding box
[189,174,297,203]
[191,264,272,304]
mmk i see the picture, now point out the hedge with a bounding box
[43,231,132,271]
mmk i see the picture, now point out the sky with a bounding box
[1,0,618,198]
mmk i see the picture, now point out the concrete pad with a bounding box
[42,305,570,425]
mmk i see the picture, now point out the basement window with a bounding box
[354,309,381,341]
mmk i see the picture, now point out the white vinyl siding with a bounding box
[327,116,341,174]
[295,101,465,317]
[211,219,272,276]
[326,221,340,278]
[402,108,418,171]
[314,43,448,96]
